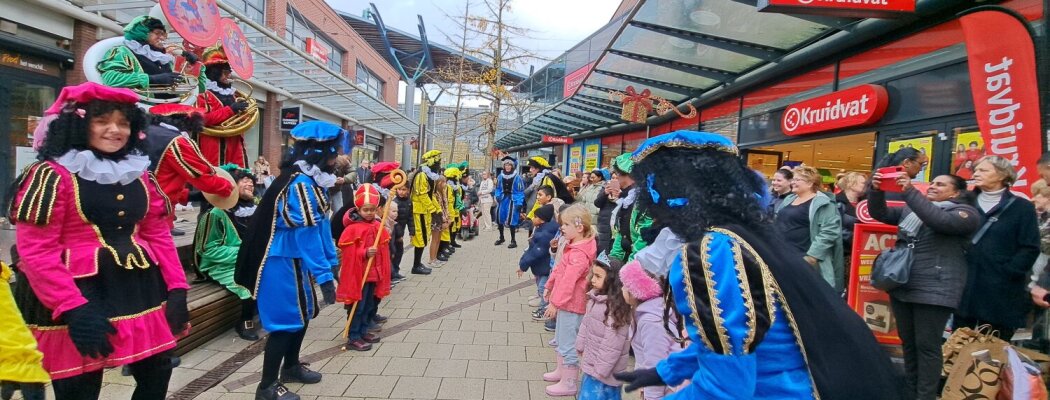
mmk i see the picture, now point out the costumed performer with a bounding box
[144,104,233,208]
[608,153,651,262]
[195,45,250,167]
[6,82,189,400]
[494,156,526,248]
[445,167,464,251]
[613,131,902,400]
[193,164,260,341]
[0,253,49,400]
[336,183,392,351]
[235,120,342,400]
[97,15,198,95]
[524,156,573,221]
[411,150,443,270]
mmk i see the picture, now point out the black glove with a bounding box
[62,303,116,359]
[614,368,665,393]
[320,281,336,305]
[149,72,180,85]
[183,51,199,64]
[165,289,189,335]
[1,382,45,400]
[229,101,249,113]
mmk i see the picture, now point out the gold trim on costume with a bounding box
[679,243,715,352]
[700,235,732,354]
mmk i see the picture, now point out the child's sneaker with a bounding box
[531,308,545,320]
[548,337,558,347]
[544,319,556,332]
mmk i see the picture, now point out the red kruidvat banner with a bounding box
[563,62,594,98]
[961,8,1043,195]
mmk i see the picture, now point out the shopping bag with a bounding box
[943,347,1003,400]
[944,325,1004,377]
[998,346,1049,400]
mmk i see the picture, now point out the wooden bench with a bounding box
[174,243,242,356]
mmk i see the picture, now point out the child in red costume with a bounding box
[336,183,392,351]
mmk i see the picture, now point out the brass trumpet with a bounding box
[140,43,200,105]
[203,78,259,138]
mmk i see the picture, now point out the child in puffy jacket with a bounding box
[574,252,632,400]
[519,204,557,319]
[542,204,597,396]
[620,259,678,400]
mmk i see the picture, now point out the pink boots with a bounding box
[545,364,579,396]
[543,355,564,382]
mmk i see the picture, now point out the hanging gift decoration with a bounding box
[608,86,698,124]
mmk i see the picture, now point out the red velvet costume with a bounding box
[145,104,233,206]
[336,213,392,303]
[196,90,247,167]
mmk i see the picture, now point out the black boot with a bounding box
[256,381,300,400]
[451,236,462,248]
[495,225,505,245]
[236,320,260,341]
[280,362,322,384]
[508,240,518,249]
[411,264,432,275]
[508,228,518,249]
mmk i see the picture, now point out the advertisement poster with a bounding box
[847,223,901,345]
[584,142,600,171]
[887,136,933,182]
[569,144,583,173]
[951,130,984,182]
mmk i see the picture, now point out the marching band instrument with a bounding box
[83,37,200,108]
[202,78,259,138]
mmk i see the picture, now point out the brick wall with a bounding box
[68,20,97,85]
[261,92,284,173]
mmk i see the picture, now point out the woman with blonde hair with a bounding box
[836,171,867,274]
[774,165,844,290]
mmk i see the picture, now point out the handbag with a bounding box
[871,232,917,291]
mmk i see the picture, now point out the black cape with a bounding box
[234,168,295,296]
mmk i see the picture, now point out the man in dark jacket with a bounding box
[594,185,617,255]
[519,205,558,319]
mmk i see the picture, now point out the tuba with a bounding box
[83,37,200,108]
[202,78,259,138]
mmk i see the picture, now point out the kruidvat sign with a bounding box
[542,135,573,145]
[758,0,914,18]
[563,62,594,98]
[781,84,889,137]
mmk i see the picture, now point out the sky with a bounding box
[325,0,622,106]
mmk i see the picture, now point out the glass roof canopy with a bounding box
[71,0,421,138]
[497,0,852,149]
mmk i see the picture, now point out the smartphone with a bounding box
[877,166,905,192]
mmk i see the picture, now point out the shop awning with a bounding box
[497,0,858,149]
[62,0,422,138]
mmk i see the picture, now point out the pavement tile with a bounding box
[297,373,356,396]
[466,360,508,379]
[458,320,493,332]
[492,321,525,333]
[344,375,399,398]
[342,356,391,375]
[438,319,462,331]
[507,361,551,380]
[526,346,557,363]
[413,343,454,359]
[507,332,544,347]
[439,330,476,345]
[436,377,486,400]
[389,376,441,399]
[374,342,419,358]
[484,379,531,400]
[489,345,528,361]
[404,330,442,343]
[472,331,508,346]
[384,357,430,376]
[450,344,490,360]
[424,359,469,378]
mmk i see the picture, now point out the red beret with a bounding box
[150,104,205,117]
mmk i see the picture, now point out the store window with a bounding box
[949,125,982,182]
[356,62,384,98]
[223,0,265,24]
[285,8,344,72]
[601,134,623,170]
[1,77,58,203]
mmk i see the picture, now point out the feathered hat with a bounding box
[527,156,550,170]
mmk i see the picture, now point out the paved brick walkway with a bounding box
[108,226,571,400]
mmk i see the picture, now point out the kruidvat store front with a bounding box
[734,0,1045,192]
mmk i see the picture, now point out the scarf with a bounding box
[294,160,337,188]
[206,80,236,96]
[57,149,149,185]
[898,200,955,238]
[123,39,174,66]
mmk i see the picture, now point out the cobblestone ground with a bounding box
[105,223,574,400]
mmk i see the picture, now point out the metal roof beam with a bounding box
[569,97,622,114]
[550,109,613,125]
[534,119,579,133]
[607,49,737,82]
[530,120,574,135]
[540,115,592,130]
[573,93,623,108]
[566,102,622,121]
[592,69,695,98]
[628,20,785,62]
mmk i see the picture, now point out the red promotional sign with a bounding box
[542,135,573,145]
[757,0,914,18]
[961,8,1042,195]
[159,0,223,47]
[221,19,254,79]
[563,62,594,98]
[305,38,330,64]
[354,130,365,146]
[847,223,901,345]
[781,84,888,136]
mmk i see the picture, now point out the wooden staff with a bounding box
[341,169,407,342]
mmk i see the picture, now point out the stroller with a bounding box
[459,205,480,240]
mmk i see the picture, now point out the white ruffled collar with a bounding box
[57,150,150,185]
[123,39,174,65]
[206,80,236,96]
[234,204,257,217]
[294,160,337,188]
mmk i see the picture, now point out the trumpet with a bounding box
[203,78,259,138]
[83,37,200,107]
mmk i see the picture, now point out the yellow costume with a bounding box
[0,262,49,385]
[444,168,463,235]
[411,150,442,248]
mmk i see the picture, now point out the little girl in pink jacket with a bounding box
[542,205,597,396]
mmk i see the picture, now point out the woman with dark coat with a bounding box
[956,155,1040,340]
[593,169,616,255]
[868,173,979,400]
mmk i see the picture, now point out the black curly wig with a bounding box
[152,114,204,139]
[633,147,770,243]
[204,63,232,86]
[279,138,341,174]
[37,100,149,161]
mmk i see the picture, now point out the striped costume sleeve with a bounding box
[9,162,60,225]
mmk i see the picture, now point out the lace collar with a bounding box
[206,80,236,96]
[234,204,257,217]
[56,149,150,185]
[500,171,518,180]
[123,40,174,65]
[294,160,337,188]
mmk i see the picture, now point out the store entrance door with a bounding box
[0,70,59,203]
[875,117,978,184]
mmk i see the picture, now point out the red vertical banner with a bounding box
[847,223,902,344]
[960,8,1043,195]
